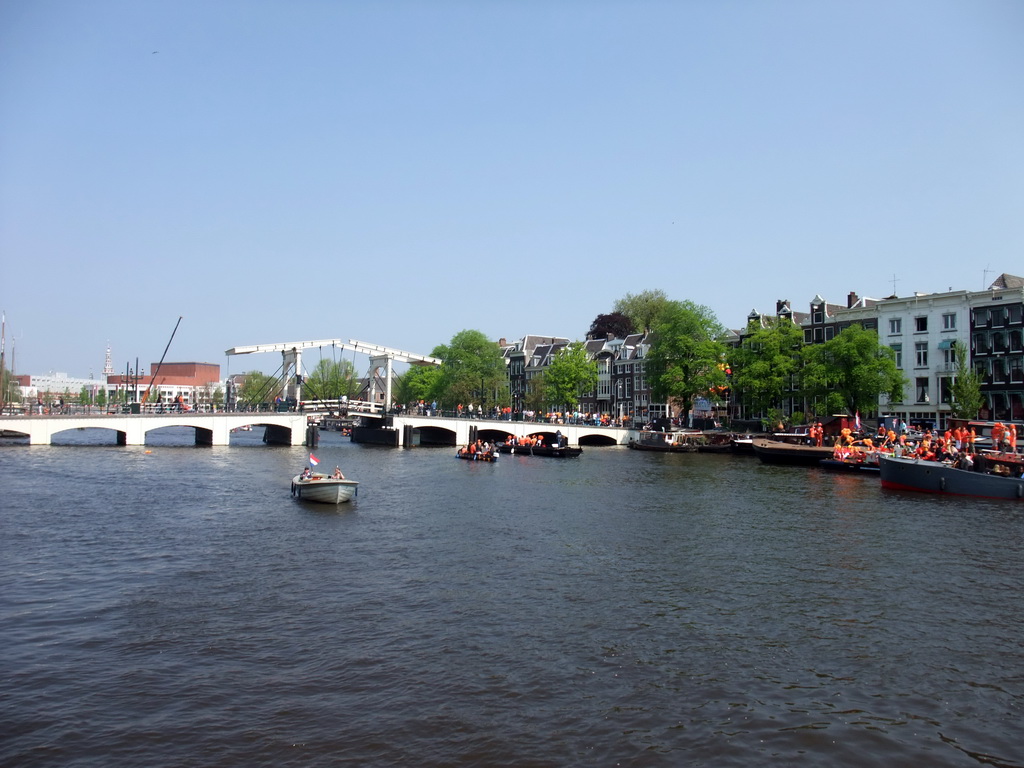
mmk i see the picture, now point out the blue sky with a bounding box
[2,0,1022,378]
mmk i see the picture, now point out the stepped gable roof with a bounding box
[989,273,1024,290]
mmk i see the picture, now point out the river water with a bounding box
[1,428,1022,767]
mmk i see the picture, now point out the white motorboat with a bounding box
[290,473,359,504]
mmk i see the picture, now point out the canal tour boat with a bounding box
[879,455,1024,500]
[290,472,359,503]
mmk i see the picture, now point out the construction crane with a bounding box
[225,338,440,408]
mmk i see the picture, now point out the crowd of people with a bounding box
[404,400,634,427]
[831,421,1022,475]
[456,439,499,460]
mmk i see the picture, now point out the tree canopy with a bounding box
[238,370,280,406]
[613,289,672,334]
[949,340,983,419]
[543,342,598,411]
[645,300,728,415]
[728,318,805,414]
[394,363,441,406]
[431,329,507,408]
[587,312,635,340]
[302,358,358,402]
[801,324,906,416]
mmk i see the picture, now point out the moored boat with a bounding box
[879,455,1024,499]
[629,430,704,452]
[290,473,359,503]
[752,438,835,466]
[819,457,880,473]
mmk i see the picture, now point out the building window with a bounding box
[1010,358,1023,383]
[993,359,1006,382]
[916,377,930,403]
[942,313,956,331]
[890,343,903,368]
[915,316,928,333]
[940,377,954,403]
[813,327,823,342]
[824,326,835,340]
[942,348,958,372]
[813,311,823,324]
[915,342,928,367]
[889,318,902,335]
[973,308,990,327]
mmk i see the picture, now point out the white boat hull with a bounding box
[291,474,359,504]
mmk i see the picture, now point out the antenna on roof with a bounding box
[889,274,900,295]
[983,265,993,288]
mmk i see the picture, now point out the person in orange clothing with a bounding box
[991,422,1004,451]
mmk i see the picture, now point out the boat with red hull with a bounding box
[879,455,1024,500]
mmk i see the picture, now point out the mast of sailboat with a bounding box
[142,316,183,403]
[0,311,6,414]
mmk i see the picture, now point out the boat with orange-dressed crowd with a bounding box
[499,433,582,458]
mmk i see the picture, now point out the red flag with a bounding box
[309,453,320,466]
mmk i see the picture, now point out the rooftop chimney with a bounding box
[848,291,859,308]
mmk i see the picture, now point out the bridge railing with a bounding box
[300,399,383,416]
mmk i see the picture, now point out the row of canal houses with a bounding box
[501,273,1024,429]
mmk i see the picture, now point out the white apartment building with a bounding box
[874,291,972,429]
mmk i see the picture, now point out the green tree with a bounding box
[646,300,728,416]
[524,377,547,413]
[613,289,672,333]
[729,318,805,414]
[212,386,224,409]
[1,363,21,408]
[96,387,107,409]
[949,340,984,419]
[801,324,906,415]
[238,370,280,407]
[543,342,598,411]
[432,330,507,408]
[79,385,91,409]
[303,358,358,401]
[394,363,441,405]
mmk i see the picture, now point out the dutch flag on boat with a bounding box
[309,453,320,466]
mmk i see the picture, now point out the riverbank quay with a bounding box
[2,434,1021,766]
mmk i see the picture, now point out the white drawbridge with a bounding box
[225,338,440,408]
